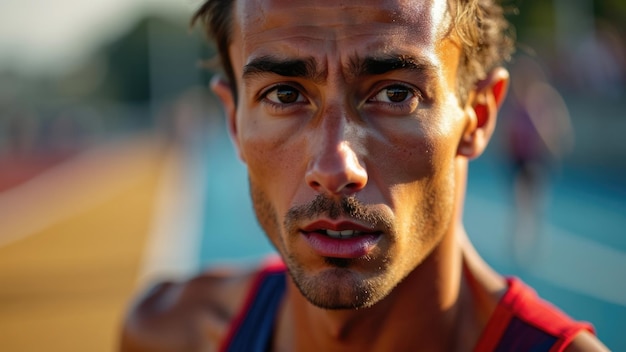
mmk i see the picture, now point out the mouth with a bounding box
[300,220,382,258]
[318,229,366,239]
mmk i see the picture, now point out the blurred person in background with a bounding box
[501,55,574,264]
[121,0,608,350]
[571,20,626,99]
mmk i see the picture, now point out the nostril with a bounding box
[309,181,321,189]
[345,182,360,191]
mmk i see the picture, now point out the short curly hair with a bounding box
[192,0,514,104]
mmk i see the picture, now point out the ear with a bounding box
[457,67,509,159]
[210,75,245,162]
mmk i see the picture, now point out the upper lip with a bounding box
[301,219,380,233]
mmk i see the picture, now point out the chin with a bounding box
[285,255,394,310]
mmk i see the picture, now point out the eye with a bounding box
[365,83,421,115]
[264,85,306,104]
[369,85,415,103]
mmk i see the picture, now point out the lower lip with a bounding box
[302,232,381,258]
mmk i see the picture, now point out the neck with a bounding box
[273,159,503,352]
[276,228,465,352]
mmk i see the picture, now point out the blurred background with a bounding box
[0,0,624,350]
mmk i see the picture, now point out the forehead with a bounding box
[232,0,453,62]
[237,0,446,27]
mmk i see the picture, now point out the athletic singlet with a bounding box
[219,261,594,352]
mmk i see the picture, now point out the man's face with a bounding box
[226,0,470,309]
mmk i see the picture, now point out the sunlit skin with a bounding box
[117,0,610,350]
[213,0,497,350]
[232,0,464,305]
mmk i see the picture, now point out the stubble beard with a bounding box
[286,253,390,309]
[249,181,399,310]
[248,171,455,310]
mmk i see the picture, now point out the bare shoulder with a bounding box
[120,266,258,352]
[564,330,611,352]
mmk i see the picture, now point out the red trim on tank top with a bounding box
[219,256,286,352]
[473,278,517,351]
[473,277,594,352]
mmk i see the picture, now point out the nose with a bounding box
[305,121,368,196]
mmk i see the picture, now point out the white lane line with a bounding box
[530,224,626,307]
[0,134,162,249]
[466,193,626,307]
[135,143,208,287]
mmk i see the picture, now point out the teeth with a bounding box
[325,229,361,238]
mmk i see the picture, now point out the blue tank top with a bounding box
[220,261,286,352]
[220,262,592,352]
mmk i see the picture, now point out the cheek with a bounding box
[243,132,298,251]
[369,109,463,222]
[239,117,307,214]
[369,117,457,187]
[386,129,459,258]
[249,179,279,236]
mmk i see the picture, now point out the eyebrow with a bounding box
[243,56,325,83]
[242,53,436,82]
[349,54,436,78]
